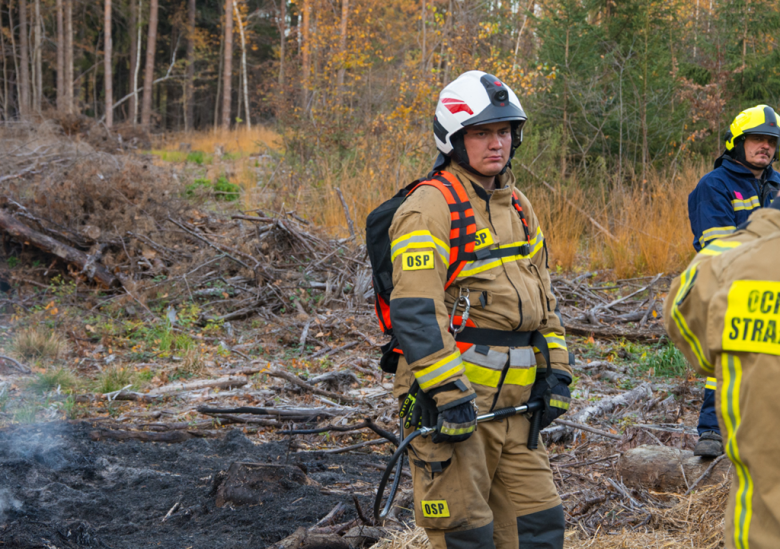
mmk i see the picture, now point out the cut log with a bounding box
[618,445,731,493]
[215,462,311,507]
[148,376,248,395]
[0,210,118,288]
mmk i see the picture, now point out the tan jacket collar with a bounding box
[446,163,516,206]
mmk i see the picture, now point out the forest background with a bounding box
[2,0,780,277]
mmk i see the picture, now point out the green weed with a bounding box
[213,176,240,201]
[639,344,688,378]
[13,403,40,423]
[184,177,213,198]
[186,151,212,165]
[27,368,77,394]
[6,256,19,268]
[96,365,135,394]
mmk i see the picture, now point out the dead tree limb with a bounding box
[0,210,118,287]
[0,354,30,373]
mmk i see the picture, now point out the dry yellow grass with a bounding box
[156,126,281,155]
[153,127,705,277]
[11,327,68,362]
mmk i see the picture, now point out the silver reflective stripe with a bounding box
[390,234,449,261]
[461,346,508,370]
[416,353,464,388]
[509,347,536,367]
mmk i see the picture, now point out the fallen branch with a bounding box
[149,376,248,395]
[550,418,623,440]
[280,418,399,446]
[0,210,118,288]
[0,354,30,373]
[684,453,729,495]
[309,341,358,359]
[267,368,356,403]
[197,405,340,419]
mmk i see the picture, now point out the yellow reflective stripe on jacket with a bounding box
[464,362,535,387]
[545,333,567,351]
[464,361,503,387]
[671,264,714,374]
[550,398,570,410]
[504,366,536,386]
[700,239,743,257]
[415,351,464,390]
[390,230,450,267]
[705,377,717,391]
[731,195,760,212]
[722,353,754,549]
[699,226,736,246]
[456,228,545,279]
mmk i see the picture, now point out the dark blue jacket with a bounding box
[688,157,780,251]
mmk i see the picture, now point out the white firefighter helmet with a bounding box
[433,71,527,157]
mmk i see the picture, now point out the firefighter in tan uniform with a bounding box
[388,71,571,548]
[664,198,780,549]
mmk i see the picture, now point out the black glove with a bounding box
[432,399,477,444]
[401,380,439,430]
[531,372,571,429]
[401,381,477,443]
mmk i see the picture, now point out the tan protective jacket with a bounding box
[664,206,780,549]
[388,162,571,416]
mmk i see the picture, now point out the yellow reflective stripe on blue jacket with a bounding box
[456,227,544,279]
[731,195,760,212]
[705,377,717,391]
[391,230,450,267]
[700,239,743,257]
[415,351,464,390]
[544,333,567,351]
[671,264,714,374]
[721,353,754,549]
[699,226,736,246]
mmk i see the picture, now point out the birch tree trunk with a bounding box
[233,0,249,129]
[32,0,41,112]
[277,0,285,89]
[221,0,233,128]
[18,0,30,116]
[129,0,138,124]
[132,0,142,125]
[300,0,310,109]
[1,0,9,120]
[140,0,158,129]
[185,0,195,130]
[104,0,113,127]
[64,0,73,113]
[9,1,21,117]
[56,0,64,110]
[336,0,348,99]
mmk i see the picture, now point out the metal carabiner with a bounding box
[449,287,471,335]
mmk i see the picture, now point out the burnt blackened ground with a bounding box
[0,423,387,549]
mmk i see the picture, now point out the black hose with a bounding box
[374,428,423,523]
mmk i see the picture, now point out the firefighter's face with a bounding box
[462,122,512,176]
[744,134,777,168]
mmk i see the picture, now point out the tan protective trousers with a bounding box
[405,411,564,549]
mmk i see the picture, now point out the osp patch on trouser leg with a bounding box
[516,504,565,549]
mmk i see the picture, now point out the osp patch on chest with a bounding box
[402,250,435,270]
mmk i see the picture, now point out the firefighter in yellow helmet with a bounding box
[387,71,571,548]
[665,196,780,549]
[687,104,780,458]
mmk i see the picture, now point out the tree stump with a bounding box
[215,462,310,507]
[618,445,731,493]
